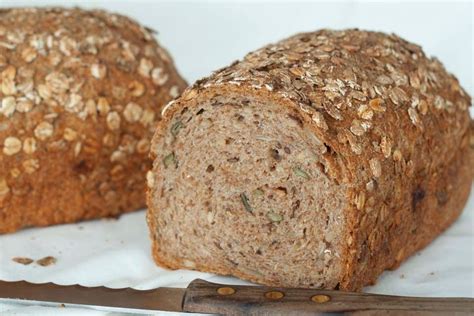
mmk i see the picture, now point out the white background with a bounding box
[0,1,473,315]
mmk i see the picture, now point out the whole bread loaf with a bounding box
[0,8,186,233]
[147,29,472,291]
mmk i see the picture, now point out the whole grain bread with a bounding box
[0,8,187,233]
[147,29,472,291]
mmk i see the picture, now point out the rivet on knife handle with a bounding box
[182,279,474,316]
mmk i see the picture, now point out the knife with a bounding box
[0,278,472,315]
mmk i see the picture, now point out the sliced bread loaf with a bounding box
[147,29,472,290]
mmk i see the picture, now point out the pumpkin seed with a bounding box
[240,193,253,212]
[170,121,183,137]
[163,152,177,168]
[293,166,310,179]
[267,212,283,222]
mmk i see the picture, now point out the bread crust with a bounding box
[0,8,187,233]
[148,29,472,290]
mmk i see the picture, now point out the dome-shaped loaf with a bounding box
[0,8,186,233]
[147,29,472,291]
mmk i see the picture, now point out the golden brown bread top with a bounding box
[178,29,471,186]
[0,7,186,204]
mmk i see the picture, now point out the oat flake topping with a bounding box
[0,8,186,212]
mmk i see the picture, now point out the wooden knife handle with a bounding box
[182,279,474,315]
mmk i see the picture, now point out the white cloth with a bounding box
[0,0,472,314]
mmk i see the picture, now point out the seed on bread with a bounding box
[34,122,54,140]
[138,58,153,78]
[163,152,177,169]
[23,159,39,174]
[169,85,180,98]
[369,158,382,178]
[0,178,10,197]
[170,121,184,137]
[3,137,22,155]
[90,63,107,79]
[97,97,110,116]
[293,166,310,179]
[151,67,169,86]
[22,137,37,154]
[136,138,150,154]
[106,112,121,130]
[16,98,33,113]
[128,81,145,97]
[240,193,253,213]
[1,96,16,117]
[267,212,283,223]
[123,103,143,123]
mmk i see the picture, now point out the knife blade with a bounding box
[1,278,473,315]
[0,279,185,313]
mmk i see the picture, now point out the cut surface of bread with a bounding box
[147,29,472,290]
[150,94,348,288]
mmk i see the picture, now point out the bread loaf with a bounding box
[147,29,472,291]
[0,8,186,233]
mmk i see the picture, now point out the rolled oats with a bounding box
[3,137,22,155]
[23,137,37,154]
[10,168,21,178]
[136,138,150,154]
[129,80,145,97]
[16,98,33,113]
[45,72,69,94]
[34,121,54,140]
[110,150,126,162]
[369,158,382,178]
[169,85,180,98]
[63,128,78,141]
[74,142,82,157]
[151,67,169,86]
[380,136,391,158]
[0,178,9,196]
[311,112,328,130]
[138,58,153,77]
[408,107,422,127]
[21,46,37,63]
[1,96,16,117]
[106,111,121,130]
[23,159,39,174]
[1,65,17,95]
[350,120,365,136]
[97,97,110,116]
[123,102,143,123]
[357,104,373,120]
[90,63,107,79]
[140,109,156,126]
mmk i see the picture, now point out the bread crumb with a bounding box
[12,257,33,265]
[36,256,57,267]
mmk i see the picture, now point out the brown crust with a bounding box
[0,8,187,233]
[148,29,472,290]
